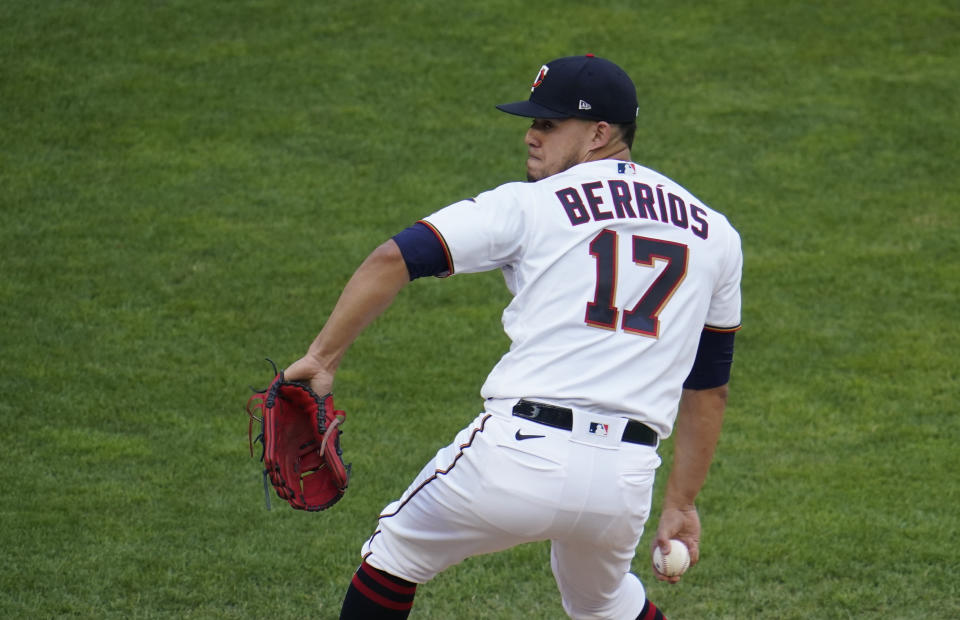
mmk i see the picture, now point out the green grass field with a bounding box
[2,1,958,618]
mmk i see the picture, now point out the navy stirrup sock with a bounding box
[340,561,417,619]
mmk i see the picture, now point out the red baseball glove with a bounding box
[247,365,349,511]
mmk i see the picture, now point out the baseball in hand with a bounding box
[653,539,690,577]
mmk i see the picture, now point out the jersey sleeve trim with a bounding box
[391,221,453,280]
[704,323,741,333]
[417,219,454,277]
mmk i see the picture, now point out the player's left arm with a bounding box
[284,239,412,395]
[284,224,452,395]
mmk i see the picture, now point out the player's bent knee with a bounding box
[560,572,650,620]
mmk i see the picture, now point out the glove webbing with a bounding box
[246,390,273,511]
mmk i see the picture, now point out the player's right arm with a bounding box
[652,384,728,582]
[652,319,737,583]
[652,221,743,583]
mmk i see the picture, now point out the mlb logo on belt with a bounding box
[588,422,609,438]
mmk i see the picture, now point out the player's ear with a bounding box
[590,121,614,149]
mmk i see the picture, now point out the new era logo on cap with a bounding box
[497,55,639,124]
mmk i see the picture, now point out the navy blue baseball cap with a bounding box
[496,55,639,124]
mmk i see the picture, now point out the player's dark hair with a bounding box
[615,121,637,150]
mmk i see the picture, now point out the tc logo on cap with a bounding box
[530,65,549,92]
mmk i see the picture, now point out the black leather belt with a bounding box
[512,399,658,447]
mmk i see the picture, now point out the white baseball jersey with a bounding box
[422,159,742,438]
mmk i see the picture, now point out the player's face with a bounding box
[524,117,599,181]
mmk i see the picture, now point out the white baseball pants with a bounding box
[361,400,662,620]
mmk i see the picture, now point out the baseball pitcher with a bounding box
[282,55,742,620]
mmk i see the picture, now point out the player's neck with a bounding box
[584,143,631,165]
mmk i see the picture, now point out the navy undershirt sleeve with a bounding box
[392,221,451,280]
[683,329,737,390]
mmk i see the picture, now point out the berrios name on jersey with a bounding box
[423,160,742,437]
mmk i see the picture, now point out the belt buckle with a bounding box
[525,402,543,420]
